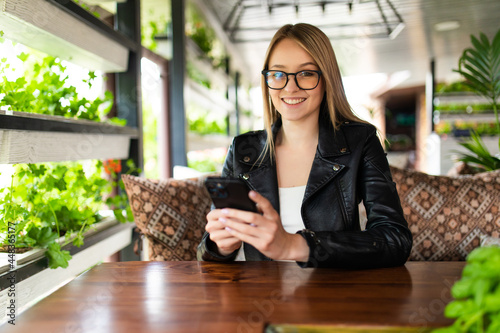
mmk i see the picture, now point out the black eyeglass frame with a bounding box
[261,70,322,90]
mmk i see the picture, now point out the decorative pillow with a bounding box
[390,166,500,261]
[121,174,212,261]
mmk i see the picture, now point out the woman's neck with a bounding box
[277,117,319,148]
[275,117,319,188]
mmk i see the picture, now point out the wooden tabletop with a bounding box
[3,261,465,333]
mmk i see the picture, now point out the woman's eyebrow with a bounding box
[299,62,318,68]
[269,62,318,69]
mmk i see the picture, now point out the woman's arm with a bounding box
[298,128,413,268]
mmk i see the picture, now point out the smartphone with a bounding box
[204,177,257,212]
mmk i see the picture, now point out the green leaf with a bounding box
[72,233,84,247]
[432,327,461,333]
[46,242,72,269]
[17,52,29,62]
[445,299,477,318]
[484,294,500,312]
[473,278,493,307]
[467,246,500,263]
[454,131,500,171]
[113,208,126,223]
[27,226,58,248]
[452,278,476,299]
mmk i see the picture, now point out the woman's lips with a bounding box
[282,98,306,105]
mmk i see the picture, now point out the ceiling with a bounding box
[193,0,500,90]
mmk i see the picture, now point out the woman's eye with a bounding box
[299,71,314,77]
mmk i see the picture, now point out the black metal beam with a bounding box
[427,59,436,132]
[114,0,143,262]
[115,0,144,175]
[235,71,240,136]
[169,0,188,169]
[223,0,244,30]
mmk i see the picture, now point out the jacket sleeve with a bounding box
[297,128,413,268]
[197,141,239,262]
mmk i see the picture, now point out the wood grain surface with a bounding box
[1,261,465,333]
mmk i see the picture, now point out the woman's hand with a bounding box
[219,191,310,262]
[205,209,242,256]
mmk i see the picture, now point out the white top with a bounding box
[279,185,307,234]
[235,185,306,261]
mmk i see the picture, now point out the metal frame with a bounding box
[169,0,188,169]
[223,0,405,42]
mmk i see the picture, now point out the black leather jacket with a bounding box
[197,116,413,268]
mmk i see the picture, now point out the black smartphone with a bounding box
[204,177,257,212]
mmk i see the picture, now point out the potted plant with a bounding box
[452,29,500,171]
[433,246,500,332]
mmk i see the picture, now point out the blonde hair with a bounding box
[260,23,368,162]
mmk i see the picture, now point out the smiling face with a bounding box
[267,38,325,124]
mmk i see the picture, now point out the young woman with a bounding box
[197,23,412,268]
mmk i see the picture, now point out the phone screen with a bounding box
[204,177,257,212]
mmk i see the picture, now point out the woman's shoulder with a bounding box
[339,120,378,136]
[235,129,266,137]
[232,129,267,144]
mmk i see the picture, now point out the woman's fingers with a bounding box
[220,216,259,237]
[209,230,241,247]
[207,224,242,255]
[248,191,280,220]
[223,225,256,246]
[205,191,286,257]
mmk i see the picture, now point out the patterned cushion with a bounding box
[390,166,500,261]
[121,174,212,261]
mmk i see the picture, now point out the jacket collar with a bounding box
[241,115,351,170]
[317,113,351,158]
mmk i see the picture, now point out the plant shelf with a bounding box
[435,92,499,105]
[0,111,139,164]
[186,37,232,86]
[185,78,234,115]
[0,0,129,72]
[0,219,135,321]
[438,113,498,122]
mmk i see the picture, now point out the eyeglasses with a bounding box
[261,70,322,90]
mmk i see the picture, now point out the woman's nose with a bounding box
[283,74,300,92]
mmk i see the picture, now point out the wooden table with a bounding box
[2,261,465,332]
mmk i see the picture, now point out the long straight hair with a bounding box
[260,23,368,162]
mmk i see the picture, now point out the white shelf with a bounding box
[0,0,129,72]
[437,113,498,123]
[0,111,138,164]
[187,131,232,152]
[435,93,498,104]
[185,78,234,115]
[0,130,132,163]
